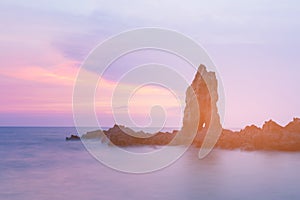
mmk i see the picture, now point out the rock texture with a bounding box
[182,65,221,132]
[180,65,222,149]
[77,118,300,151]
[216,118,300,151]
[83,124,177,146]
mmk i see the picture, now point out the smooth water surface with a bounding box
[0,127,300,200]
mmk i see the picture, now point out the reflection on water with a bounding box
[0,127,300,200]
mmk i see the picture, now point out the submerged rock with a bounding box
[66,134,80,141]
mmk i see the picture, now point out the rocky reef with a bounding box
[82,125,177,146]
[68,64,300,151]
[66,134,80,141]
[215,118,300,151]
[78,118,300,151]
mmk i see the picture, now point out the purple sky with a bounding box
[0,0,299,128]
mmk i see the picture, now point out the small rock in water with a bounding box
[66,134,80,141]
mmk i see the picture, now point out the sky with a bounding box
[0,0,299,129]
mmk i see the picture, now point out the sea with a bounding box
[1,127,300,200]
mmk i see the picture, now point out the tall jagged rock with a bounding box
[181,65,222,146]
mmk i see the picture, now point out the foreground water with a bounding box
[1,127,300,200]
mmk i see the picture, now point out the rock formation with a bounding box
[66,134,80,141]
[216,118,300,151]
[285,118,300,132]
[75,118,300,151]
[182,65,221,132]
[180,65,222,151]
[67,64,300,151]
[82,124,177,146]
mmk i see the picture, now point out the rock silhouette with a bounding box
[180,65,222,152]
[216,118,300,151]
[82,124,177,146]
[79,118,300,151]
[66,134,80,141]
[182,65,221,133]
[70,65,300,151]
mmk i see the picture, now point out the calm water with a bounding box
[1,127,300,200]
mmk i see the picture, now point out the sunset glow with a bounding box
[0,0,299,128]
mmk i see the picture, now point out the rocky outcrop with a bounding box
[66,134,80,141]
[180,64,222,154]
[77,118,300,151]
[68,63,300,151]
[181,65,221,134]
[216,118,300,151]
[83,124,177,146]
[285,118,300,133]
